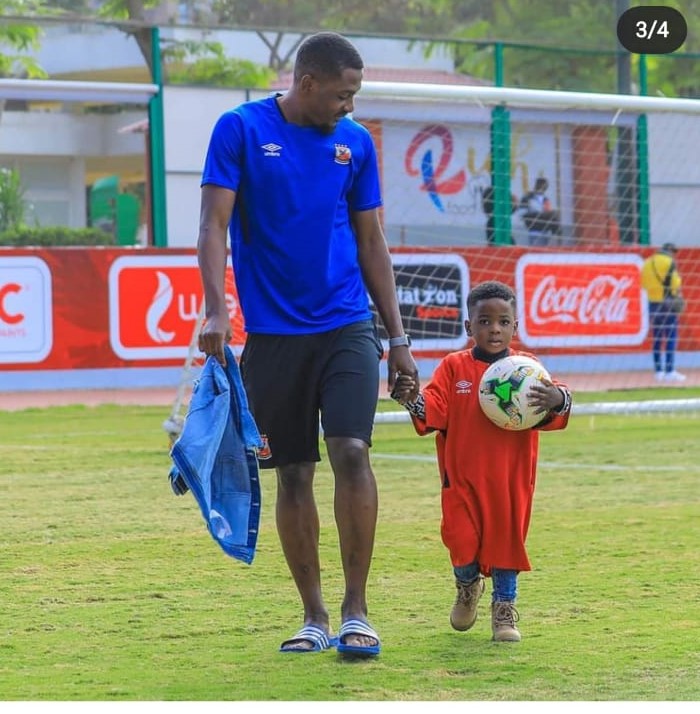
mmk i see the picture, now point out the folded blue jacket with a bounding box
[169,345,263,564]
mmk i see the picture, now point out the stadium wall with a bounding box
[1,246,697,392]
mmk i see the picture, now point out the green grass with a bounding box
[1,399,699,700]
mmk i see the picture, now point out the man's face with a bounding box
[299,68,362,134]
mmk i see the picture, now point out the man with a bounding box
[520,177,561,246]
[641,242,685,382]
[196,32,419,657]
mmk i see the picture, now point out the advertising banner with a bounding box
[382,122,568,229]
[1,247,698,378]
[0,256,53,364]
[515,253,647,347]
[108,254,243,360]
[372,253,469,351]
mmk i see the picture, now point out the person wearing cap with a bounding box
[640,242,685,382]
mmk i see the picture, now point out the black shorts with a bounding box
[239,319,383,469]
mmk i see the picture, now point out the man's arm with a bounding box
[197,184,237,366]
[352,208,419,399]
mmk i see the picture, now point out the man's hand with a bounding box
[197,313,232,366]
[387,345,420,402]
[390,373,417,405]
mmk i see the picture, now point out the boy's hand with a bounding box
[390,373,417,405]
[527,379,565,414]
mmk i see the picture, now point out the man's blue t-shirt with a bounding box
[201,96,382,335]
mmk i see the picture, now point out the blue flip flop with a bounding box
[336,619,381,658]
[279,624,338,653]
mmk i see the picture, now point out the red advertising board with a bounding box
[1,246,698,372]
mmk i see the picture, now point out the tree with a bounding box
[0,0,47,79]
[94,1,276,87]
[164,40,276,87]
[442,0,700,94]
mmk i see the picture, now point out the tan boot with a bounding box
[491,600,521,642]
[450,576,485,631]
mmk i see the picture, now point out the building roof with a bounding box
[270,66,491,90]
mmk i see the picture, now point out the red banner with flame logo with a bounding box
[1,246,698,370]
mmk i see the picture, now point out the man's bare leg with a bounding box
[326,436,379,650]
[276,462,331,651]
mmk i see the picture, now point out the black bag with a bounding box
[653,257,684,314]
[663,294,685,315]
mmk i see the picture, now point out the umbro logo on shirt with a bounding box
[455,380,472,394]
[261,143,282,156]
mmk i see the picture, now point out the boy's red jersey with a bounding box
[411,348,570,573]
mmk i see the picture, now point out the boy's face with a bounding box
[466,297,517,354]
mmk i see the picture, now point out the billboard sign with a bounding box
[0,256,53,364]
[372,253,470,351]
[515,253,647,347]
[108,254,243,360]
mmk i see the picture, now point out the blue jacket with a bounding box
[169,345,263,564]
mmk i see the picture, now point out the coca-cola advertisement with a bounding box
[515,253,648,347]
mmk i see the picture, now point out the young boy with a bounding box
[391,280,572,642]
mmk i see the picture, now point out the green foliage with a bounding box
[0,402,698,699]
[0,1,47,78]
[164,40,275,88]
[0,225,117,246]
[96,0,162,22]
[445,0,700,95]
[0,167,27,232]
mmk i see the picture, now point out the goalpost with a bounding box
[165,81,700,441]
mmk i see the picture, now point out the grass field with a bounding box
[1,390,699,701]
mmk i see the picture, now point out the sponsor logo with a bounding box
[0,256,53,364]
[108,255,243,360]
[369,254,469,352]
[404,124,467,211]
[257,435,272,460]
[455,380,472,394]
[261,142,282,156]
[515,253,647,347]
[334,144,352,165]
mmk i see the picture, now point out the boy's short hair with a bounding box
[467,280,516,315]
[294,32,364,82]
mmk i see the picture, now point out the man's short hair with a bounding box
[294,32,364,82]
[661,241,678,254]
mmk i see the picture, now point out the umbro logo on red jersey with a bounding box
[455,380,472,394]
[261,143,282,156]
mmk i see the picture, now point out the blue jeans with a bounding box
[528,231,549,247]
[454,562,518,602]
[649,302,679,373]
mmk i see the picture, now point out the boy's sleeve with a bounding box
[408,360,452,435]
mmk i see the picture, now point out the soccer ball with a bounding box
[478,355,552,431]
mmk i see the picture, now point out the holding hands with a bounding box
[391,373,418,405]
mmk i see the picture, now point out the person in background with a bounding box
[641,242,686,382]
[390,280,572,643]
[196,31,419,658]
[520,177,562,246]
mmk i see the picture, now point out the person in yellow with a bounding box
[640,242,685,382]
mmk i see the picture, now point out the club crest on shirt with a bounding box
[334,144,351,165]
[257,435,272,460]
